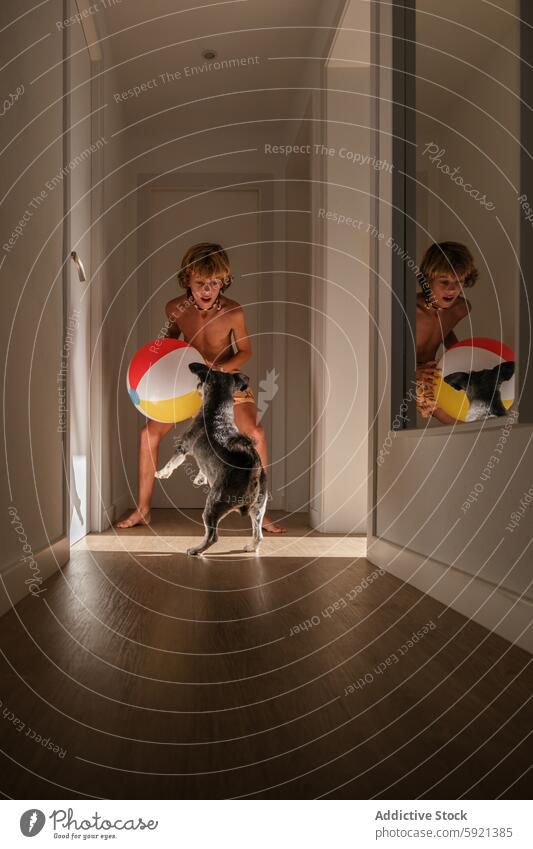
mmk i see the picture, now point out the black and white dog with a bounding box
[155,363,268,556]
[444,361,515,421]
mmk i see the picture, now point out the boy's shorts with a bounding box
[233,387,256,406]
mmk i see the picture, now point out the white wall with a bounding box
[285,116,312,514]
[0,0,68,612]
[95,91,138,527]
[309,63,372,533]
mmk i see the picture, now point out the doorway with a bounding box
[135,177,276,509]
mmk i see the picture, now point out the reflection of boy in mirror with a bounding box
[416,242,478,423]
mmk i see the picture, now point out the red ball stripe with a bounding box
[127,339,190,390]
[451,337,515,362]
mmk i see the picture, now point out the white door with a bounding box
[67,4,92,544]
[141,186,261,508]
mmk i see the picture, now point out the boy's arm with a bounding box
[444,330,459,349]
[211,306,252,372]
[164,300,182,339]
[444,297,471,348]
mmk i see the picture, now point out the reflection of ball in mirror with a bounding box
[435,337,515,422]
[127,339,205,423]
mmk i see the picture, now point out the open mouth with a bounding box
[442,294,456,305]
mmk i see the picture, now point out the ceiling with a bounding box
[327,0,370,68]
[416,0,519,112]
[84,0,349,129]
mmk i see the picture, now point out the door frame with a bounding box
[135,173,286,510]
[87,68,105,532]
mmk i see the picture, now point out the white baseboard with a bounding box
[105,493,288,526]
[0,536,68,619]
[100,493,133,531]
[309,507,321,529]
[309,509,366,535]
[367,536,533,655]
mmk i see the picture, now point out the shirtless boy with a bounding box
[117,242,285,533]
[416,242,478,424]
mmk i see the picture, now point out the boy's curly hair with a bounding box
[177,242,233,291]
[418,242,478,295]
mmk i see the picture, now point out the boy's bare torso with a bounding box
[416,294,470,364]
[165,294,239,366]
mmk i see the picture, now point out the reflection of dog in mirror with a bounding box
[155,363,268,557]
[444,361,515,421]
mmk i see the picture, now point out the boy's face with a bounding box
[429,273,463,309]
[188,273,224,309]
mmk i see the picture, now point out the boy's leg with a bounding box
[233,400,286,535]
[116,419,174,528]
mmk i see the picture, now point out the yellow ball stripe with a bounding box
[138,389,202,423]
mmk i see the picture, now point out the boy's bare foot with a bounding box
[262,515,286,534]
[116,508,151,529]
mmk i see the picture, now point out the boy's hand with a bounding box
[204,360,224,372]
[416,360,439,383]
[415,361,440,418]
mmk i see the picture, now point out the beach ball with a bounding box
[127,339,205,423]
[435,337,515,422]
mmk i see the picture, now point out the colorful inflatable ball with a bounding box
[435,337,515,422]
[127,339,205,423]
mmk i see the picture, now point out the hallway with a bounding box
[0,511,531,799]
[2,0,533,819]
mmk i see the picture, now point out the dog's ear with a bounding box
[189,362,209,383]
[493,361,515,384]
[444,371,469,391]
[233,372,249,392]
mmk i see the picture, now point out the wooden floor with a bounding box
[0,509,531,799]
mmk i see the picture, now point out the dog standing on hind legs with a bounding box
[155,363,268,556]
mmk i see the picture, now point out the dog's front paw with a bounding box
[244,543,259,553]
[193,472,208,486]
[155,467,171,480]
[187,547,203,557]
